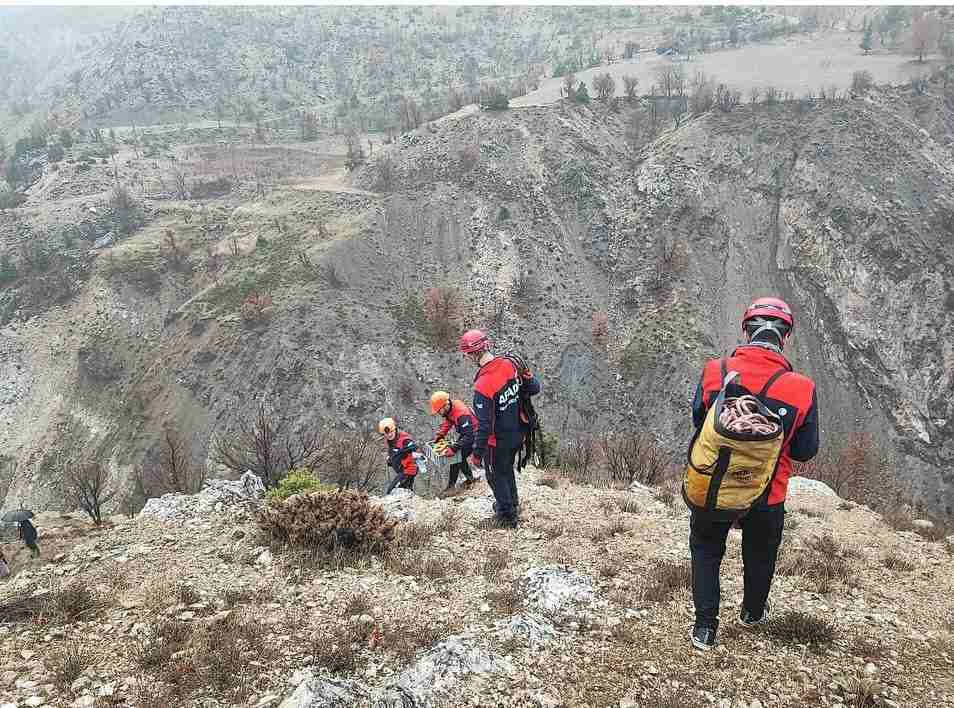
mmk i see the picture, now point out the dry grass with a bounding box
[599,559,622,579]
[537,475,561,490]
[435,506,463,535]
[176,582,202,606]
[479,545,512,580]
[485,580,524,615]
[851,635,889,659]
[619,496,642,514]
[312,625,358,674]
[539,521,565,540]
[882,510,914,533]
[765,610,836,648]
[776,533,857,592]
[842,676,883,708]
[47,583,102,624]
[377,621,445,662]
[882,552,915,572]
[399,520,438,549]
[641,560,691,602]
[384,550,459,579]
[343,591,373,616]
[221,586,253,607]
[588,517,628,543]
[48,642,91,693]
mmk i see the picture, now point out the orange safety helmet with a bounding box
[429,391,451,415]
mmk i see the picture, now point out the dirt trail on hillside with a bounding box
[283,166,379,196]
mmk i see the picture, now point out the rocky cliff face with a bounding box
[0,81,952,513]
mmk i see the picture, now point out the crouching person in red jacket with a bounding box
[429,390,478,495]
[379,417,418,495]
[688,298,820,651]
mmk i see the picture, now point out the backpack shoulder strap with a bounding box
[719,357,728,384]
[758,367,790,398]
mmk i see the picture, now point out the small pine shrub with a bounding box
[266,470,334,503]
[259,489,397,552]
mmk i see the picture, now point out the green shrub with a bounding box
[266,470,334,502]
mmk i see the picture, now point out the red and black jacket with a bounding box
[386,431,418,476]
[472,356,541,457]
[435,400,478,458]
[691,345,819,505]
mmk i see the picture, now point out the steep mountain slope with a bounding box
[0,81,952,514]
[0,474,951,707]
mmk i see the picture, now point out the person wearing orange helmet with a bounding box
[459,329,541,529]
[428,391,478,495]
[687,297,819,651]
[378,417,419,495]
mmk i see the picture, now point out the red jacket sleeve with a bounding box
[401,453,417,475]
[435,418,452,440]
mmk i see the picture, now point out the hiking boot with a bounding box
[690,625,717,651]
[739,604,770,629]
[478,516,518,530]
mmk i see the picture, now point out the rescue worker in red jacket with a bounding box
[429,391,478,494]
[459,329,541,529]
[688,297,820,651]
[379,417,419,495]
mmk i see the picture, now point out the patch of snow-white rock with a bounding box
[786,476,838,498]
[139,471,265,521]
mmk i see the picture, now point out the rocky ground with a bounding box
[0,471,951,708]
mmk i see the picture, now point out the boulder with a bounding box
[787,477,838,498]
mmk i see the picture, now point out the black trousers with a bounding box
[385,471,415,495]
[447,457,474,487]
[689,503,785,630]
[485,445,519,520]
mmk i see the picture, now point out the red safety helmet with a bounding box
[742,297,794,328]
[458,329,490,354]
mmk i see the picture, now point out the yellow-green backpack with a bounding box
[682,361,788,521]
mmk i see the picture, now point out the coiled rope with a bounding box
[720,396,781,435]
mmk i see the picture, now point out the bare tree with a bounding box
[398,96,422,132]
[654,64,675,97]
[622,75,639,101]
[148,423,203,493]
[65,461,118,525]
[316,429,382,490]
[592,72,616,101]
[672,64,687,97]
[345,130,366,171]
[625,108,643,151]
[562,72,577,99]
[212,402,324,488]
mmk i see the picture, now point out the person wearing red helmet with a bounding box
[459,329,541,529]
[687,297,819,651]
